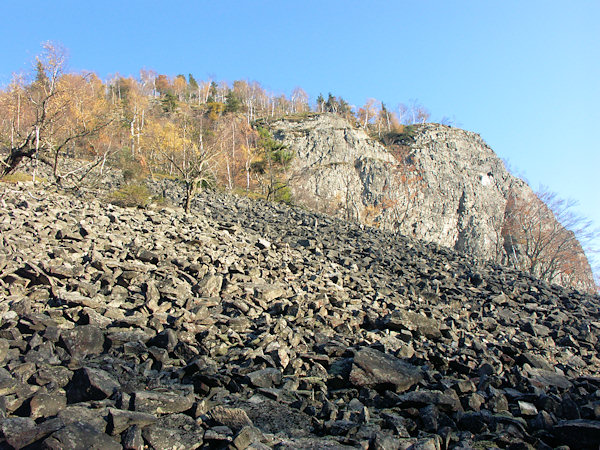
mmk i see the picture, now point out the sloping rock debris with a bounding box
[0,182,599,449]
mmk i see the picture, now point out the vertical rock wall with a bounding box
[270,114,532,262]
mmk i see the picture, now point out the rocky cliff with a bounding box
[269,114,593,289]
[1,183,600,448]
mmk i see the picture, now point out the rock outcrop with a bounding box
[270,115,592,287]
[1,181,600,449]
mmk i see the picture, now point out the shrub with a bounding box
[122,168,138,183]
[272,182,293,204]
[109,183,151,208]
[150,194,168,207]
[112,148,146,182]
[379,125,416,147]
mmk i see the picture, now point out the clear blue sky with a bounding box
[2,1,599,257]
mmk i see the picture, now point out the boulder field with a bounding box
[0,183,599,449]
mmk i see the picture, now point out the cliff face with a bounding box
[270,114,396,216]
[269,114,593,288]
[270,114,526,259]
[396,123,528,259]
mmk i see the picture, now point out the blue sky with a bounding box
[2,1,599,258]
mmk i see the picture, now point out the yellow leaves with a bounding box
[206,102,225,121]
[59,74,109,127]
[139,117,202,178]
[173,75,187,100]
[143,120,192,153]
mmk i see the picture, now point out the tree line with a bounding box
[0,43,431,202]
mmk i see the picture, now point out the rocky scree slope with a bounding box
[269,114,593,287]
[0,183,600,449]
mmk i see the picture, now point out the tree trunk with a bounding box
[1,146,34,177]
[184,184,193,213]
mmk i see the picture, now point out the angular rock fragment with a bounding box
[57,406,111,433]
[133,389,194,415]
[122,425,144,450]
[232,425,265,450]
[30,390,67,419]
[394,389,462,412]
[66,367,120,403]
[349,347,423,392]
[43,421,121,450]
[0,416,37,449]
[147,328,178,353]
[553,419,600,448]
[383,309,442,339]
[246,368,282,388]
[195,274,223,297]
[526,367,572,390]
[60,325,105,358]
[141,414,204,450]
[209,406,254,432]
[107,408,157,435]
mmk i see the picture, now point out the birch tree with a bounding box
[142,108,219,212]
[0,42,111,183]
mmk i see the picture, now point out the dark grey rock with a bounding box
[231,399,314,437]
[122,425,144,450]
[383,309,442,339]
[0,416,64,449]
[394,389,462,412]
[66,367,120,403]
[209,406,254,432]
[141,414,204,450]
[42,421,121,450]
[107,408,157,435]
[349,347,423,392]
[0,416,37,449]
[133,389,194,415]
[526,367,572,390]
[232,425,265,450]
[553,419,600,448]
[60,325,105,358]
[247,368,282,388]
[147,329,178,353]
[56,406,110,433]
[30,390,67,419]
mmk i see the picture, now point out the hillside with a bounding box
[1,47,594,293]
[1,181,599,449]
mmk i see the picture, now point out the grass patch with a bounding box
[109,183,151,208]
[231,187,265,200]
[0,172,47,184]
[150,172,179,181]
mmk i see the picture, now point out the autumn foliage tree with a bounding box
[0,42,444,214]
[502,187,597,292]
[0,42,111,184]
[141,105,220,212]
